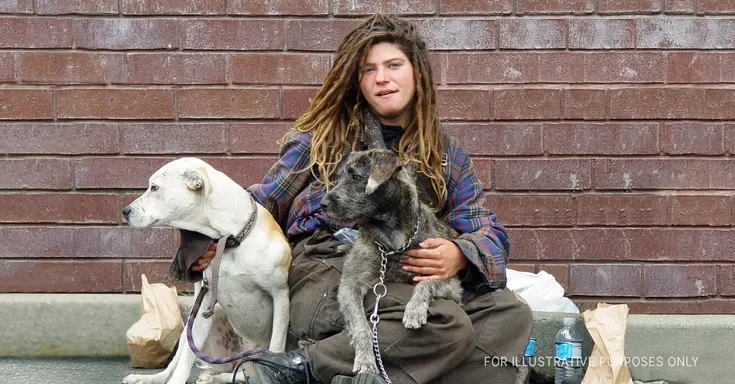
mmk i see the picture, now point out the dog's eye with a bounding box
[150,185,159,192]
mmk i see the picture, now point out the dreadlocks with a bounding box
[282,14,447,209]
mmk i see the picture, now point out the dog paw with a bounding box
[403,300,429,329]
[121,374,154,384]
[353,354,379,375]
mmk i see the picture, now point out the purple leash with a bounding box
[185,269,267,364]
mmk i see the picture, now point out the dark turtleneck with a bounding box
[381,123,403,150]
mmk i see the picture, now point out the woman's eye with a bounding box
[364,67,375,73]
[151,185,159,192]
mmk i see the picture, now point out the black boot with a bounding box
[237,348,320,384]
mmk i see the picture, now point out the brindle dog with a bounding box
[320,149,462,375]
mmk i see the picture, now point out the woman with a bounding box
[193,14,532,384]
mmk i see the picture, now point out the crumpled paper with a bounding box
[125,274,183,368]
[581,303,633,384]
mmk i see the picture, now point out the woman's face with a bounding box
[359,42,416,128]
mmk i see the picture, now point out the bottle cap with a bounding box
[563,317,577,326]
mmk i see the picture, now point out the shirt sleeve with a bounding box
[245,131,313,230]
[444,143,510,292]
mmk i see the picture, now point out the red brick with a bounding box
[569,264,642,297]
[719,265,735,296]
[666,52,720,83]
[75,157,174,189]
[584,53,666,83]
[577,194,669,226]
[75,18,178,50]
[507,263,536,273]
[0,53,14,82]
[644,265,716,297]
[517,0,594,14]
[200,157,280,187]
[494,159,591,191]
[0,0,32,12]
[637,19,735,49]
[445,53,539,84]
[439,0,512,14]
[0,260,122,293]
[710,160,735,189]
[285,19,357,51]
[121,0,226,14]
[229,122,291,154]
[123,260,192,293]
[495,89,561,120]
[445,123,542,156]
[183,19,283,50]
[568,19,636,49]
[594,159,710,190]
[0,158,72,189]
[537,264,569,292]
[545,122,658,155]
[0,123,119,154]
[282,87,319,120]
[414,19,497,50]
[437,89,492,120]
[671,195,731,226]
[472,159,492,188]
[509,228,629,261]
[663,122,724,155]
[725,123,735,154]
[334,0,434,15]
[627,228,735,261]
[0,89,53,120]
[125,53,227,85]
[429,53,443,84]
[230,0,327,14]
[19,52,125,84]
[484,194,575,226]
[665,0,695,13]
[721,54,735,82]
[57,89,175,120]
[499,19,566,49]
[609,88,713,120]
[698,0,735,14]
[232,54,331,85]
[122,123,227,154]
[178,88,279,119]
[0,226,176,258]
[538,53,585,83]
[564,89,607,120]
[0,18,72,48]
[37,0,118,14]
[599,0,661,13]
[0,193,118,223]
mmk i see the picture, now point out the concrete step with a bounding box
[0,293,728,384]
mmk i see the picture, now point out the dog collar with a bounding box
[373,218,421,256]
[224,193,258,248]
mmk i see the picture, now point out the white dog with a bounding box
[121,157,291,384]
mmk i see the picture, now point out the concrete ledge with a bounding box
[1,294,731,384]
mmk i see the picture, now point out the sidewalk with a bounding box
[1,293,731,384]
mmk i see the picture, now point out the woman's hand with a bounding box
[401,238,467,282]
[191,243,217,272]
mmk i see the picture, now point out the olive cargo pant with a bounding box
[287,229,533,384]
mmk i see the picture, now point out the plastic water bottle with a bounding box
[554,317,584,384]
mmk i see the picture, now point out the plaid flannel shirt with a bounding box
[246,130,510,292]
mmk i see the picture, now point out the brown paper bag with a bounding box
[582,303,633,384]
[126,274,184,368]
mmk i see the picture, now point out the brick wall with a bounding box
[1,0,734,314]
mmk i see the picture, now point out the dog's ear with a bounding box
[365,152,402,195]
[183,167,211,195]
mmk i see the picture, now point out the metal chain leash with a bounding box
[370,220,421,384]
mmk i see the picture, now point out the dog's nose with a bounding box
[122,206,131,217]
[320,196,331,210]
